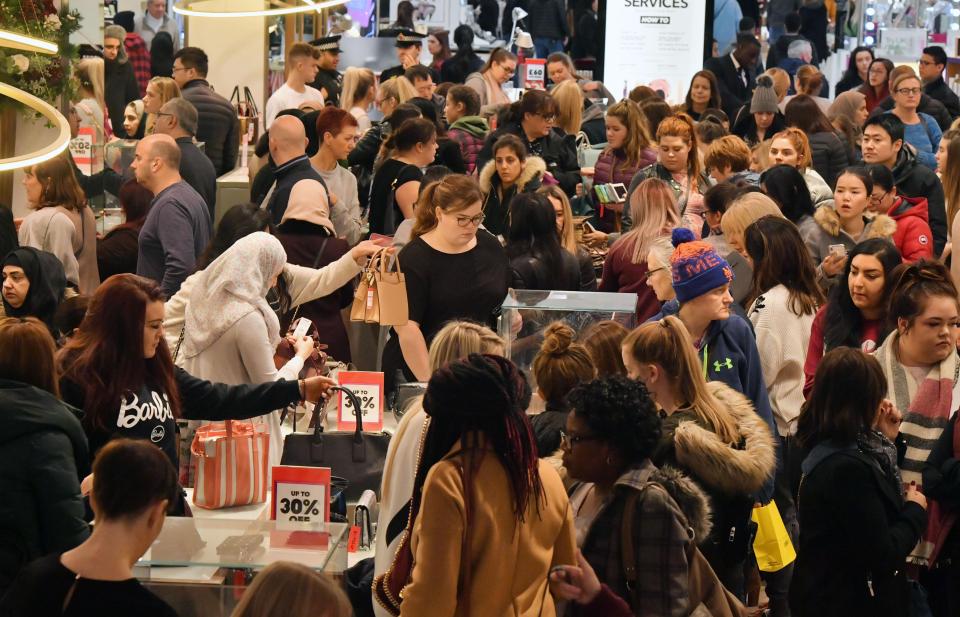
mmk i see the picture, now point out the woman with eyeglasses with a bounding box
[477,90,581,197]
[465,47,517,116]
[887,72,942,170]
[561,375,711,614]
[859,58,895,113]
[864,164,934,262]
[381,175,509,395]
[479,135,545,236]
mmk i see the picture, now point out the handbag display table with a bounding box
[136,516,349,617]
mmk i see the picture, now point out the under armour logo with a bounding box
[714,358,733,372]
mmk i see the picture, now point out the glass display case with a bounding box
[136,517,349,617]
[498,290,638,390]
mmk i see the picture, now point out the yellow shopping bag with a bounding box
[752,501,796,572]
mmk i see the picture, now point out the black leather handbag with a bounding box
[281,386,391,502]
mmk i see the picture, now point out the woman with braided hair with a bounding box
[394,354,576,616]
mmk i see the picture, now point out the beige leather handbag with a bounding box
[350,249,408,326]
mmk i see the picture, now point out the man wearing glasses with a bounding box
[919,45,960,119]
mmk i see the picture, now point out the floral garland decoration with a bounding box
[0,0,83,115]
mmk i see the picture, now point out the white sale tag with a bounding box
[340,383,380,425]
[275,481,326,524]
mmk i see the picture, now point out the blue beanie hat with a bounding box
[670,228,734,303]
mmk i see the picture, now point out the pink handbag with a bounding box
[191,420,269,509]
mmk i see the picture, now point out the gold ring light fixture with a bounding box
[172,0,348,18]
[0,28,70,172]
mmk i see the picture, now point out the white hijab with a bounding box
[181,232,287,358]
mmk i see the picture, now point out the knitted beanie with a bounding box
[670,228,734,303]
[750,75,779,114]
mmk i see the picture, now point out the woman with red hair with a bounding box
[57,274,336,513]
[310,107,362,246]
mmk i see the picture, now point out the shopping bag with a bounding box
[191,420,270,509]
[350,248,408,326]
[752,500,796,572]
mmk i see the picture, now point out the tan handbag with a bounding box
[350,249,408,326]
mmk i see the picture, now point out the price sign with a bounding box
[271,465,331,523]
[337,371,384,432]
[523,59,546,90]
[69,128,95,175]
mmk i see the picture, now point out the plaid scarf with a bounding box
[874,331,959,565]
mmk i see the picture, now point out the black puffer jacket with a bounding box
[510,250,582,291]
[892,145,948,256]
[0,379,90,594]
[181,79,239,175]
[477,123,580,196]
[807,130,850,191]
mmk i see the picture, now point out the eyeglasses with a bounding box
[454,213,485,227]
[869,190,889,204]
[559,430,600,449]
[896,87,922,96]
[918,59,937,66]
[646,265,669,278]
[171,66,188,73]
[498,63,517,76]
[539,114,558,123]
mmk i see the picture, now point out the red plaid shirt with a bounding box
[124,33,151,97]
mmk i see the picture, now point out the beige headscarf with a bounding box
[280,179,335,234]
[827,90,866,124]
[181,232,287,358]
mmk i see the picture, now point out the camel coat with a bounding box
[400,441,577,617]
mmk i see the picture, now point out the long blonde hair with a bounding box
[340,67,375,112]
[145,76,181,134]
[941,129,960,233]
[76,58,105,108]
[538,184,577,255]
[552,79,583,135]
[229,561,350,617]
[623,316,740,444]
[621,178,679,264]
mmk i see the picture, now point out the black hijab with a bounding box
[2,247,67,332]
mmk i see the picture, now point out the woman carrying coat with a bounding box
[0,317,89,596]
[790,347,927,617]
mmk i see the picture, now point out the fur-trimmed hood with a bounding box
[813,204,897,240]
[478,155,547,195]
[615,461,713,543]
[672,381,777,496]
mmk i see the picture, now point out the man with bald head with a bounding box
[265,114,330,225]
[133,134,212,295]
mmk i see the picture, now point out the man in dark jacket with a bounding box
[528,0,568,58]
[104,25,140,139]
[0,377,90,595]
[155,97,218,221]
[862,114,948,256]
[920,45,960,120]
[265,115,329,225]
[704,34,762,120]
[172,46,239,175]
[379,30,439,84]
